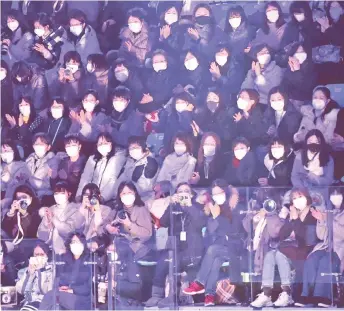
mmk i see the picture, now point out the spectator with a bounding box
[0,240,16,286]
[76,133,126,203]
[223,137,258,186]
[0,60,14,118]
[16,242,53,311]
[332,107,344,182]
[157,133,196,190]
[291,129,334,188]
[37,182,84,255]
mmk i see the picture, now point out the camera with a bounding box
[89,195,99,206]
[0,287,17,305]
[1,30,10,55]
[117,209,128,220]
[262,199,277,213]
[64,68,72,76]
[19,200,28,210]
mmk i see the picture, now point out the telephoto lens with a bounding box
[263,199,277,213]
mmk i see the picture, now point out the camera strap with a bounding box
[48,118,63,146]
[13,212,24,245]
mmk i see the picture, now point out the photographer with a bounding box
[145,182,207,308]
[16,242,53,311]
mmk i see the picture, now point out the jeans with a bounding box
[262,250,292,288]
[301,250,340,300]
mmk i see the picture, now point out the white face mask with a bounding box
[165,13,178,25]
[19,106,31,117]
[174,144,187,155]
[128,22,142,33]
[35,256,48,268]
[237,98,249,110]
[203,145,216,157]
[7,20,19,32]
[175,103,188,113]
[113,100,127,112]
[330,7,343,22]
[271,100,284,111]
[271,147,285,159]
[51,107,63,119]
[54,193,68,205]
[153,62,167,72]
[266,10,279,23]
[294,13,305,22]
[121,193,136,206]
[66,145,79,158]
[115,69,129,82]
[0,70,6,81]
[70,25,83,36]
[293,196,308,211]
[184,58,199,71]
[213,193,226,205]
[330,194,343,207]
[1,151,14,164]
[67,64,79,74]
[34,28,45,37]
[294,52,307,64]
[83,101,96,113]
[33,145,47,158]
[257,54,271,65]
[70,243,84,256]
[215,55,227,66]
[129,148,143,161]
[97,144,111,157]
[312,99,326,110]
[86,63,95,73]
[234,149,247,160]
[229,17,241,29]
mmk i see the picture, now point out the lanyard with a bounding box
[48,118,63,146]
[181,214,186,232]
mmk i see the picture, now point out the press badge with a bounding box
[180,231,186,241]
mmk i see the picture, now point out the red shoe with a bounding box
[204,295,215,307]
[182,281,205,295]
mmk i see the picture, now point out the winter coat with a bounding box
[26,152,59,198]
[76,150,126,202]
[45,116,72,152]
[291,152,334,188]
[203,214,232,248]
[16,264,53,304]
[84,68,110,109]
[227,21,256,57]
[37,202,84,254]
[67,1,100,29]
[294,105,340,144]
[195,153,225,188]
[333,209,344,268]
[241,61,285,105]
[157,152,196,190]
[223,151,258,186]
[1,72,14,117]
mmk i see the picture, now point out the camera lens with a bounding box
[19,200,28,210]
[263,199,277,213]
[89,195,98,206]
[1,43,9,55]
[117,210,127,220]
[2,293,11,304]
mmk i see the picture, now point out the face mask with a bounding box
[83,101,96,113]
[257,54,271,65]
[98,144,111,156]
[35,256,48,267]
[203,145,216,157]
[66,145,79,157]
[175,103,188,113]
[266,10,279,23]
[307,143,321,154]
[207,101,219,113]
[129,148,143,161]
[294,13,305,22]
[213,193,226,205]
[19,106,30,117]
[184,58,198,71]
[67,64,79,74]
[115,69,129,82]
[330,7,343,22]
[153,62,167,72]
[1,152,14,164]
[0,71,6,81]
[34,28,45,37]
[165,13,178,25]
[294,52,307,64]
[128,22,142,33]
[195,16,212,25]
[215,55,227,66]
[293,196,308,211]
[237,98,249,110]
[7,21,19,32]
[229,17,241,29]
[271,100,284,111]
[271,147,285,159]
[70,243,84,256]
[234,149,247,160]
[70,25,83,36]
[51,107,63,119]
[121,193,136,206]
[113,100,127,112]
[86,63,95,73]
[312,99,326,110]
[54,193,68,205]
[330,194,343,207]
[174,144,186,155]
[33,145,47,158]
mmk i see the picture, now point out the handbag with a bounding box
[215,279,238,305]
[312,45,342,64]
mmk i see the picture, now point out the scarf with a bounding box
[252,216,267,251]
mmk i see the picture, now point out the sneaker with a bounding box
[318,303,331,308]
[273,292,294,307]
[250,292,273,308]
[295,296,313,307]
[204,295,215,307]
[182,281,205,295]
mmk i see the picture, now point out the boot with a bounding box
[145,286,165,308]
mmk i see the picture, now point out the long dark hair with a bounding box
[1,140,22,162]
[267,137,292,162]
[330,187,344,210]
[48,96,70,119]
[211,179,233,222]
[224,5,247,33]
[64,231,89,259]
[12,184,39,214]
[267,85,289,112]
[261,1,286,35]
[5,9,30,34]
[93,133,115,161]
[116,181,145,209]
[289,1,313,25]
[312,86,340,121]
[197,132,222,174]
[16,96,37,124]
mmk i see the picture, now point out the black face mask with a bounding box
[195,16,212,25]
[307,143,321,153]
[207,101,219,113]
